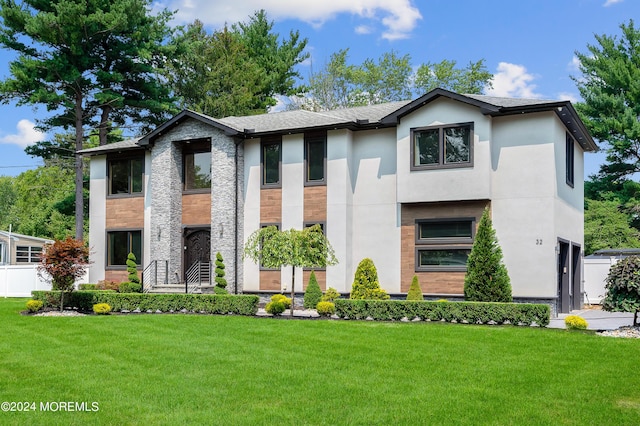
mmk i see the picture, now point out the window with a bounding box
[411,123,473,170]
[16,246,42,263]
[184,151,211,190]
[107,230,142,267]
[109,156,143,195]
[415,218,474,271]
[262,137,281,187]
[305,132,326,184]
[566,133,574,187]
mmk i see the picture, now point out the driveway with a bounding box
[549,308,635,330]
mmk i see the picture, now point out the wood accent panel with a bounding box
[182,193,211,225]
[260,270,281,291]
[106,197,144,228]
[303,185,327,222]
[400,200,490,295]
[260,188,282,223]
[105,270,128,283]
[303,270,326,291]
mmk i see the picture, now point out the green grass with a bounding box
[1,298,639,425]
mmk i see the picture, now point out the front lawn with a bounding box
[1,298,639,425]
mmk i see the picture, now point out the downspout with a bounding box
[234,141,239,294]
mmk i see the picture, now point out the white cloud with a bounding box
[603,0,623,7]
[567,56,581,73]
[485,62,542,99]
[155,0,422,40]
[0,119,46,148]
[557,92,580,103]
[355,25,373,35]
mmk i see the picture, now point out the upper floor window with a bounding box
[305,132,326,185]
[415,218,474,272]
[566,133,574,188]
[16,245,42,263]
[109,156,143,195]
[262,137,281,187]
[411,123,473,170]
[183,139,211,191]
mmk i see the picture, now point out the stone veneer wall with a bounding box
[149,118,242,289]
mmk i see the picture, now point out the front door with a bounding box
[184,229,211,280]
[558,240,571,313]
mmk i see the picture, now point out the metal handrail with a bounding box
[185,260,211,293]
[141,260,169,292]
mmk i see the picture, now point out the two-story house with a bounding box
[81,88,596,314]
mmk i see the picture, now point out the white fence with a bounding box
[1,264,88,298]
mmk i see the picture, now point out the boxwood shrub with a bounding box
[31,291,259,316]
[333,299,550,326]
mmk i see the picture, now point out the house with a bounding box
[583,248,640,305]
[0,230,52,265]
[80,88,596,314]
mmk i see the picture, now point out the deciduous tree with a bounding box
[38,237,89,310]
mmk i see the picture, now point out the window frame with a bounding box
[182,139,212,193]
[410,122,474,171]
[414,218,475,272]
[261,136,282,189]
[304,131,327,186]
[107,154,144,198]
[566,133,575,188]
[106,229,143,269]
[15,245,42,263]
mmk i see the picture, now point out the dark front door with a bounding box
[571,244,582,310]
[558,240,571,313]
[184,229,211,280]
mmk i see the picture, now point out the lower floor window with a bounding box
[107,230,142,266]
[417,248,471,270]
[415,218,474,272]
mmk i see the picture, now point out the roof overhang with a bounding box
[139,110,240,146]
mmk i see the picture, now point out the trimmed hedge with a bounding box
[31,291,259,316]
[334,299,550,327]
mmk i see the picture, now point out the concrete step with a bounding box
[146,284,212,294]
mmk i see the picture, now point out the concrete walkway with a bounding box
[549,308,635,330]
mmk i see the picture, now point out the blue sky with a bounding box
[0,0,637,177]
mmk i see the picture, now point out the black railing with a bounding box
[141,260,169,292]
[185,260,211,293]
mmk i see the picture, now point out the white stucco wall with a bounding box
[143,151,152,269]
[396,98,492,203]
[88,155,107,283]
[242,138,261,291]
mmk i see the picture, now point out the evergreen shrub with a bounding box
[564,315,588,330]
[316,301,335,316]
[119,282,142,293]
[214,252,228,293]
[126,253,140,284]
[406,275,424,301]
[321,287,341,302]
[26,299,43,313]
[304,271,323,309]
[350,258,389,300]
[93,303,112,315]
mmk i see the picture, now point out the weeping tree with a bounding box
[244,224,337,315]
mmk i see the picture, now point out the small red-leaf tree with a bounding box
[38,237,90,310]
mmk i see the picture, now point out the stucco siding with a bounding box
[88,155,107,283]
[242,139,261,292]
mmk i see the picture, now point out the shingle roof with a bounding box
[78,138,142,155]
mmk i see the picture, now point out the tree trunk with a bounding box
[290,265,295,317]
[74,91,84,241]
[98,105,112,146]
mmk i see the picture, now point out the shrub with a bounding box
[316,301,335,316]
[565,315,588,330]
[304,271,323,309]
[126,253,141,284]
[38,237,89,310]
[350,258,389,300]
[213,286,228,295]
[26,299,43,313]
[97,280,120,291]
[214,252,227,292]
[265,301,286,315]
[93,303,112,315]
[464,208,512,303]
[321,287,341,302]
[271,294,291,309]
[119,282,142,293]
[407,275,424,301]
[79,284,98,290]
[602,255,640,326]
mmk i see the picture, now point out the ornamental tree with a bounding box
[126,252,140,284]
[244,224,337,315]
[602,255,640,326]
[464,209,512,302]
[38,237,90,310]
[350,258,389,300]
[214,252,228,294]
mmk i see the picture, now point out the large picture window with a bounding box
[184,151,211,190]
[262,137,281,187]
[107,230,142,267]
[415,218,474,271]
[16,246,42,263]
[411,123,473,170]
[109,156,143,195]
[305,132,326,184]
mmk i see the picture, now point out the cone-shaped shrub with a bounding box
[464,208,512,302]
[350,258,389,300]
[214,252,227,292]
[126,252,140,284]
[304,270,323,309]
[406,275,424,300]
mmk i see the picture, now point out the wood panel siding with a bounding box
[400,200,490,294]
[303,185,327,222]
[105,270,128,283]
[182,193,212,225]
[260,188,282,223]
[259,270,281,291]
[106,197,144,229]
